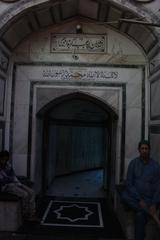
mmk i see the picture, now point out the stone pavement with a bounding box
[0,232,125,240]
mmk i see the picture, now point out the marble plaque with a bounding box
[50,34,107,53]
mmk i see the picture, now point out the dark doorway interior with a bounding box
[48,123,106,176]
[39,93,117,198]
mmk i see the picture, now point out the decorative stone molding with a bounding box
[0,49,9,72]
[0,0,20,2]
[0,77,5,116]
[134,0,155,2]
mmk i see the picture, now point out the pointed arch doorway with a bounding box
[39,92,118,198]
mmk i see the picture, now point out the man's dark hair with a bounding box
[138,140,150,149]
[0,150,9,159]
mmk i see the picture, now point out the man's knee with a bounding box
[26,187,35,199]
[21,191,29,199]
[21,184,34,196]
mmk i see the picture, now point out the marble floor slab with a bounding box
[46,169,106,198]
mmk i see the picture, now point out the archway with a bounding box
[37,92,118,198]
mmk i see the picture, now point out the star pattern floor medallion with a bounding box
[41,200,104,227]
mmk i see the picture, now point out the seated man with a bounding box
[0,150,38,222]
[121,140,160,240]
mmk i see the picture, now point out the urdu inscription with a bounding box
[42,68,118,81]
[50,34,107,53]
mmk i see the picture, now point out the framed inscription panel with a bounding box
[50,34,107,53]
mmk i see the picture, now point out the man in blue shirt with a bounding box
[121,140,160,240]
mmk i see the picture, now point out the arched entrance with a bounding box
[37,92,118,198]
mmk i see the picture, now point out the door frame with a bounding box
[38,92,118,196]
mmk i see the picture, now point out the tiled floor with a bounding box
[46,169,106,198]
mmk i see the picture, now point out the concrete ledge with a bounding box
[0,178,33,232]
[0,199,22,231]
[0,192,23,231]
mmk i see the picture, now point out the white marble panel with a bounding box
[126,81,142,108]
[150,133,160,164]
[29,35,50,55]
[14,80,30,105]
[14,21,146,65]
[87,88,120,112]
[13,104,29,154]
[127,67,142,84]
[107,28,145,56]
[125,107,141,159]
[0,78,5,114]
[16,66,30,82]
[36,86,120,114]
[12,154,27,177]
[151,80,160,118]
[36,87,78,112]
[15,65,142,86]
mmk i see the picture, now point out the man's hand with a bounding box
[148,205,160,228]
[149,205,157,217]
[14,181,22,187]
[139,199,147,210]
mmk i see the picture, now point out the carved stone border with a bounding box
[0,76,5,116]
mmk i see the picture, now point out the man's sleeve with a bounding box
[0,170,12,185]
[126,160,141,200]
[2,163,17,183]
[152,164,160,205]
